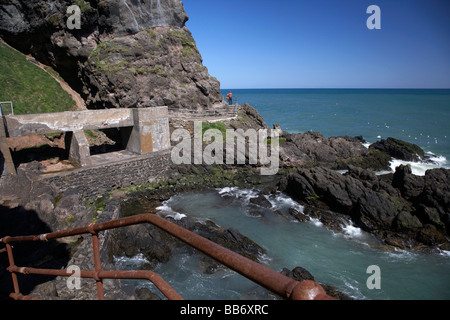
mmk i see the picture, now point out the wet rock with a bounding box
[249,194,272,208]
[285,167,397,231]
[288,207,310,222]
[416,225,447,246]
[135,287,162,300]
[108,223,174,267]
[280,266,352,300]
[280,266,314,281]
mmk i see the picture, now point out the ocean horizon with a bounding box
[221,88,450,174]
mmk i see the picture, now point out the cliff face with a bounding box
[0,0,224,110]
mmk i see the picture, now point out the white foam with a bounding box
[217,186,238,195]
[343,224,363,238]
[155,202,172,212]
[156,201,186,220]
[268,193,305,213]
[257,253,273,265]
[439,250,450,258]
[427,153,447,165]
[389,157,448,176]
[113,253,149,267]
[168,213,187,220]
[217,187,257,198]
[311,218,323,227]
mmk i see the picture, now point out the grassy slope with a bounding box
[0,42,76,115]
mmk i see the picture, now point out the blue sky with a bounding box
[182,0,450,89]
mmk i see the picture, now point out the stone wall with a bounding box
[38,150,172,198]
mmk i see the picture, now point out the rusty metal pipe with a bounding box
[91,232,105,300]
[2,213,334,300]
[93,214,334,300]
[5,243,20,295]
[7,265,183,300]
[9,292,38,300]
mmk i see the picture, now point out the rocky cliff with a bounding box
[0,0,224,110]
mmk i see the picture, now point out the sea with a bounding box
[116,89,450,300]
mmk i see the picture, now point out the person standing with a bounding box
[226,91,233,105]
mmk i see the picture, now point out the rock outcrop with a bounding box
[370,137,426,162]
[282,164,449,249]
[0,0,224,110]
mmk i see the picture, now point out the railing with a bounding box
[1,213,334,300]
[168,105,239,119]
[0,101,14,116]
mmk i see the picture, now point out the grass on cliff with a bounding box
[0,42,76,115]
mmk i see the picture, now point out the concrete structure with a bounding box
[0,107,170,173]
[0,117,17,175]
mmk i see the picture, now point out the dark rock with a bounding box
[420,169,450,222]
[108,223,174,267]
[392,211,422,231]
[135,287,162,300]
[346,165,378,187]
[249,194,272,208]
[288,207,310,222]
[286,167,397,231]
[416,225,447,246]
[416,205,443,230]
[370,137,425,162]
[303,206,351,233]
[194,219,265,262]
[280,132,368,169]
[281,266,352,300]
[280,266,314,281]
[392,164,424,199]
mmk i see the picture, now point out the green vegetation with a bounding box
[167,29,193,46]
[166,29,198,56]
[74,0,91,12]
[88,40,130,59]
[266,137,286,144]
[202,121,227,136]
[149,64,167,77]
[0,43,76,114]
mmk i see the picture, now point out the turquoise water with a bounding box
[117,189,450,300]
[222,89,450,163]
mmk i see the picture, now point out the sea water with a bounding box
[222,89,450,174]
[116,189,450,300]
[116,89,450,299]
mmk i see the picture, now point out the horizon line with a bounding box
[220,87,450,90]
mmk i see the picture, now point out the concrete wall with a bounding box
[2,107,170,172]
[4,109,134,137]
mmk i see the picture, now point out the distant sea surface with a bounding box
[222,88,450,172]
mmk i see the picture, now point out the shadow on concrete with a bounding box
[0,205,71,300]
[11,145,67,166]
[0,152,4,176]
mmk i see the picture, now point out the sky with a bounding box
[181,0,450,89]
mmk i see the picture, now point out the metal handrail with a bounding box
[0,101,14,116]
[168,105,239,119]
[1,213,334,300]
